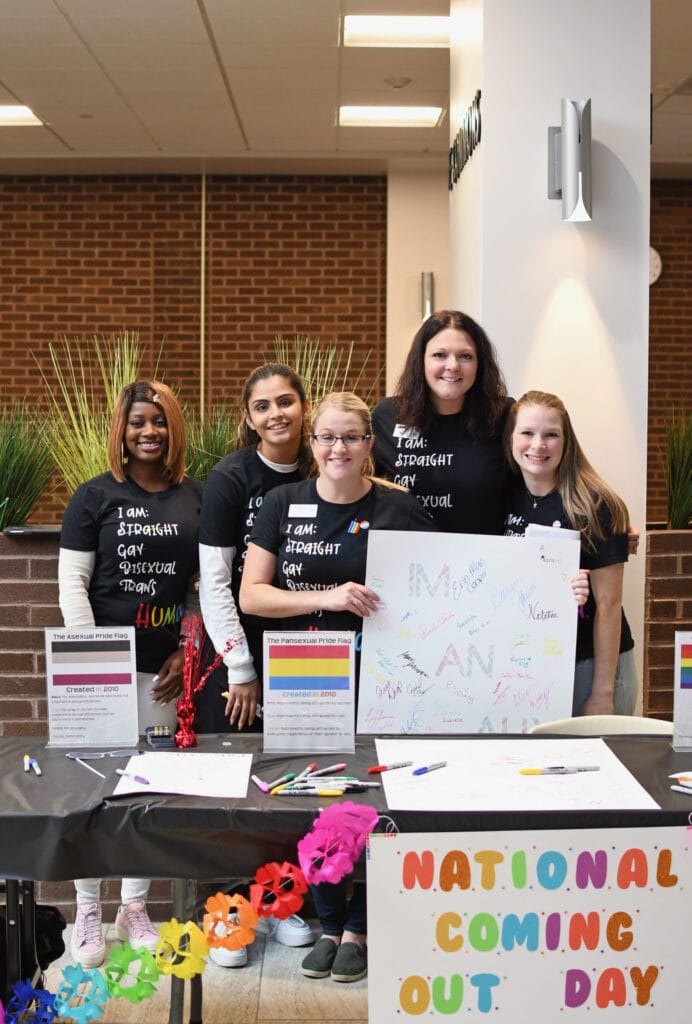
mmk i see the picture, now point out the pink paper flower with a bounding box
[297,801,380,884]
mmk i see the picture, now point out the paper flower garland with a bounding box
[203,892,258,952]
[104,942,159,1003]
[249,861,308,919]
[155,918,208,979]
[3,981,56,1024]
[54,965,109,1024]
[297,801,380,884]
[175,615,235,748]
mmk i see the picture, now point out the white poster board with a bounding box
[367,826,689,1021]
[262,631,356,753]
[672,630,692,750]
[45,626,139,747]
[358,531,580,734]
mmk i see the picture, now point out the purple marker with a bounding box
[116,768,150,785]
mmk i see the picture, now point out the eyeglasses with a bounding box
[65,749,141,760]
[311,433,371,447]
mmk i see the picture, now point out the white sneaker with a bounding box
[208,944,248,968]
[114,900,159,952]
[263,914,313,947]
[71,902,105,968]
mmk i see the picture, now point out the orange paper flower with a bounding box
[203,892,258,951]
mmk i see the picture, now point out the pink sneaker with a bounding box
[71,902,105,968]
[114,900,160,952]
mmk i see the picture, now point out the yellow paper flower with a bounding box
[155,918,208,979]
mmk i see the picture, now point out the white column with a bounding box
[449,0,651,698]
[386,163,449,392]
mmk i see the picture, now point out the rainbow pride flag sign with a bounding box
[262,631,356,753]
[673,631,692,750]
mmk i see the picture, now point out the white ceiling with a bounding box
[0,0,689,178]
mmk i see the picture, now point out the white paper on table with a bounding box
[375,737,659,812]
[111,751,253,799]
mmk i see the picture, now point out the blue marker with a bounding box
[412,761,447,776]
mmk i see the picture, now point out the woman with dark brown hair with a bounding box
[372,310,512,535]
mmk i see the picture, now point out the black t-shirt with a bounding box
[372,396,511,535]
[199,446,303,669]
[60,472,203,673]
[249,477,437,638]
[502,480,634,660]
[199,446,303,596]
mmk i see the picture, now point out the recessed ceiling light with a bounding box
[343,15,450,48]
[339,105,443,128]
[0,105,43,127]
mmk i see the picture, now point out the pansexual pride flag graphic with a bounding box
[680,644,692,689]
[267,643,351,691]
[50,639,134,686]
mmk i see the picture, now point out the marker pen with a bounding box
[368,761,413,774]
[266,771,295,790]
[412,761,447,776]
[251,774,270,793]
[274,788,345,797]
[116,768,149,785]
[29,757,42,776]
[307,763,347,777]
[293,762,318,781]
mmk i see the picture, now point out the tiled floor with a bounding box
[44,921,368,1024]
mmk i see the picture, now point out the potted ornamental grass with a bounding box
[0,399,55,530]
[663,408,691,530]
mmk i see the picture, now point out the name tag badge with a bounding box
[288,503,318,518]
[393,423,421,440]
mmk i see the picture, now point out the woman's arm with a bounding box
[578,562,624,716]
[239,543,381,618]
[198,543,259,728]
[58,548,96,627]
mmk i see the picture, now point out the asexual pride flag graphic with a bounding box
[267,643,350,690]
[51,639,133,686]
[680,644,692,689]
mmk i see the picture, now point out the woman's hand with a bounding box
[151,648,185,704]
[579,692,615,716]
[321,583,381,617]
[627,525,640,556]
[225,678,260,730]
[570,569,590,606]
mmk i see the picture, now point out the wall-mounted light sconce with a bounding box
[548,99,592,222]
[421,272,434,319]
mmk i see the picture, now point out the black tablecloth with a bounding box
[2,733,689,882]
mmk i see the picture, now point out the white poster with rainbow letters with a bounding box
[367,826,687,1021]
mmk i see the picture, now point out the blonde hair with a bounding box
[504,391,629,547]
[108,380,186,484]
[311,392,376,479]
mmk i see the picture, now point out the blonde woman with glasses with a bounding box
[240,391,436,984]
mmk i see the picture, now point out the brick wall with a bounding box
[1,174,387,524]
[643,529,692,718]
[648,180,692,524]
